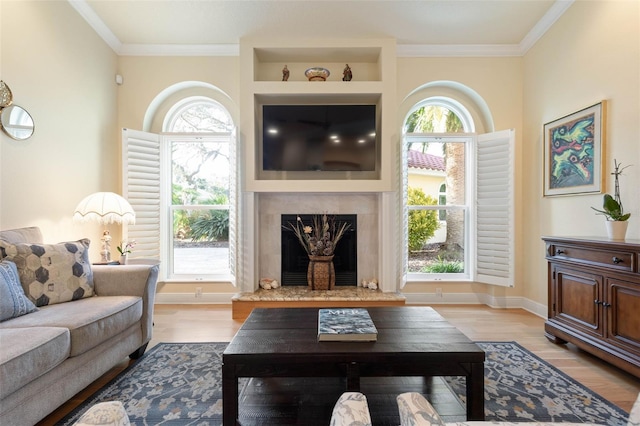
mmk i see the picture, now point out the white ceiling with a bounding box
[70,0,574,57]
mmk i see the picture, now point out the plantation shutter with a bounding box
[475,129,515,287]
[228,127,238,282]
[122,128,162,265]
[400,134,409,287]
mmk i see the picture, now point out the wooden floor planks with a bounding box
[36,304,640,425]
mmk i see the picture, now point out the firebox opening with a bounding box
[281,214,357,286]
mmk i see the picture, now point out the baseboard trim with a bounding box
[403,292,547,319]
[155,293,235,304]
[155,291,548,319]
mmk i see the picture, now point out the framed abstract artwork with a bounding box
[543,101,606,197]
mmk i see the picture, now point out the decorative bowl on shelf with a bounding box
[305,67,330,81]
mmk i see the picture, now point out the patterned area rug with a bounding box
[446,342,629,424]
[59,341,629,425]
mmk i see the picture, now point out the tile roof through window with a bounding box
[407,150,445,171]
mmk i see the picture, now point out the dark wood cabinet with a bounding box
[543,236,640,377]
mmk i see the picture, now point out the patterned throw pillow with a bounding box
[0,239,94,307]
[0,260,38,321]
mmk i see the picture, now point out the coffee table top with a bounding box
[224,306,484,361]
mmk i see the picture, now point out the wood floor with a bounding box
[37,304,640,425]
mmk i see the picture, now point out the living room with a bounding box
[1,0,639,423]
[2,0,638,308]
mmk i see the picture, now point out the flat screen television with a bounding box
[262,104,377,172]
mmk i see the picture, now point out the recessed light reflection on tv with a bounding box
[262,105,377,172]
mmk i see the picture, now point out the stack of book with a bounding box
[317,308,378,341]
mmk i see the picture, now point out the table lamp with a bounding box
[73,192,136,263]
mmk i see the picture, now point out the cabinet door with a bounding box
[552,265,603,338]
[605,277,640,356]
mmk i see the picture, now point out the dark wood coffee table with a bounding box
[222,306,484,425]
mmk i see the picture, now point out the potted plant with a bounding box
[117,240,136,264]
[592,159,631,240]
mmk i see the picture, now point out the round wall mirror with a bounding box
[1,104,35,140]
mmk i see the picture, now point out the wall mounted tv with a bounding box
[262,104,377,172]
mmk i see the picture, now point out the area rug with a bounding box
[59,341,629,425]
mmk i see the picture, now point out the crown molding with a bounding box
[68,0,122,53]
[69,0,573,58]
[519,0,575,54]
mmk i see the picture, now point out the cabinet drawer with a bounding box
[550,244,634,272]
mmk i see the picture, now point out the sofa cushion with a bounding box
[0,227,43,245]
[0,239,94,306]
[0,327,70,399]
[0,260,38,321]
[0,296,142,357]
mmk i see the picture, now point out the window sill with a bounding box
[406,273,471,283]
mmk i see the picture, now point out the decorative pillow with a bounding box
[0,260,38,321]
[0,239,94,307]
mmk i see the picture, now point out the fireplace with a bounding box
[280,214,357,286]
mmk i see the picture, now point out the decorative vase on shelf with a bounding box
[119,254,128,265]
[307,255,335,290]
[605,220,628,241]
[304,67,330,81]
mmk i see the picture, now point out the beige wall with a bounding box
[117,56,240,132]
[1,0,118,261]
[522,0,640,305]
[2,1,638,308]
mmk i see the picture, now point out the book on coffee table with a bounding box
[317,308,378,341]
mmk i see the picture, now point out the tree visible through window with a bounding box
[405,105,466,275]
[165,98,234,278]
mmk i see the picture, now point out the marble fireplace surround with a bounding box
[258,193,380,290]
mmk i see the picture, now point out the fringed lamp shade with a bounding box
[74,192,136,263]
[73,192,136,225]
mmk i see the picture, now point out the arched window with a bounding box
[164,97,234,133]
[405,101,469,278]
[403,96,514,286]
[164,97,235,279]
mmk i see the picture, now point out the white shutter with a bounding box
[475,129,515,287]
[400,135,409,288]
[228,127,238,283]
[122,128,161,263]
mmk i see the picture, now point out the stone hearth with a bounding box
[231,286,406,320]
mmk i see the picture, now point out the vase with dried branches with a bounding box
[284,214,351,290]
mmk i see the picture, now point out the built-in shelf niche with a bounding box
[253,46,382,82]
[240,38,396,192]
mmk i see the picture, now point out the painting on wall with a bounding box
[543,101,606,197]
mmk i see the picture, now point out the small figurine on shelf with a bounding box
[342,64,352,81]
[282,65,290,81]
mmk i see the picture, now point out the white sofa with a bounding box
[0,227,159,426]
